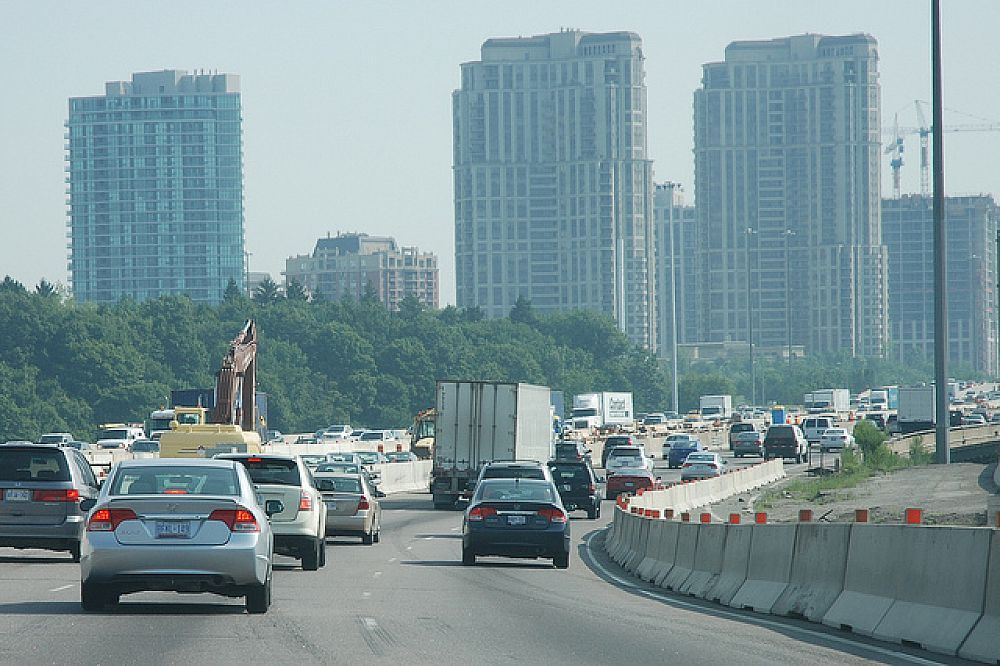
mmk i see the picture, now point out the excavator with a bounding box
[409,408,435,460]
[159,320,264,458]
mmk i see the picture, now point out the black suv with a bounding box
[554,440,591,463]
[0,443,102,561]
[547,460,602,519]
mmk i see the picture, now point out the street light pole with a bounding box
[666,182,680,416]
[785,229,796,368]
[931,0,949,464]
[745,227,756,405]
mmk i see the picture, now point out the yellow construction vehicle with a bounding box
[410,408,435,460]
[159,320,264,458]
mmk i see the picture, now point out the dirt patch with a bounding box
[709,462,998,526]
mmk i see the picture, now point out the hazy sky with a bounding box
[1,1,997,304]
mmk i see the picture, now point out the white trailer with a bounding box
[699,395,733,421]
[432,381,552,508]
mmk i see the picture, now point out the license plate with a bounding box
[507,515,527,526]
[156,521,191,539]
[4,489,30,502]
[561,484,572,491]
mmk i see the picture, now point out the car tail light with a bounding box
[33,489,80,502]
[537,507,567,523]
[208,506,260,532]
[299,491,313,511]
[246,457,262,463]
[356,496,370,513]
[163,489,188,494]
[87,508,137,531]
[468,506,497,521]
[707,463,718,469]
[682,463,692,468]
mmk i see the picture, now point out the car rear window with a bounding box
[476,481,555,502]
[0,449,71,482]
[482,466,545,480]
[315,477,362,493]
[605,437,631,447]
[548,465,588,482]
[687,454,714,462]
[109,466,239,495]
[317,463,361,474]
[671,440,698,449]
[234,458,301,486]
[767,426,795,438]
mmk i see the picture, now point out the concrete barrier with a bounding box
[661,523,699,590]
[635,520,666,581]
[824,524,991,656]
[704,524,752,605]
[729,524,797,613]
[678,523,727,598]
[772,523,851,621]
[647,520,681,585]
[625,518,652,573]
[960,529,1000,663]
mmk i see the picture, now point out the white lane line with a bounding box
[362,592,372,598]
[373,571,383,578]
[48,584,73,593]
[362,617,378,631]
[406,546,413,550]
[450,526,460,531]
[583,531,940,666]
[388,557,396,563]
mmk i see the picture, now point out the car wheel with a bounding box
[373,524,381,543]
[553,552,570,569]
[795,453,802,464]
[302,537,321,571]
[462,546,476,566]
[362,530,375,545]
[319,540,327,567]
[69,540,81,563]
[587,505,597,519]
[246,572,271,614]
[80,581,107,612]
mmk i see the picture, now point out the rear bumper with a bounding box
[325,514,369,536]
[0,519,84,550]
[464,528,570,559]
[82,533,269,593]
[558,494,598,512]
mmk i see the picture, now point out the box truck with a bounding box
[804,388,850,414]
[431,381,553,509]
[699,395,733,421]
[897,386,936,434]
[571,392,634,431]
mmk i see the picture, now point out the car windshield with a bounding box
[233,458,301,486]
[317,463,361,474]
[474,480,555,503]
[315,477,363,493]
[0,449,71,482]
[109,466,239,495]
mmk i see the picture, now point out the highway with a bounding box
[0,490,960,665]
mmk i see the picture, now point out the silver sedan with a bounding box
[680,451,728,480]
[315,472,382,544]
[80,458,281,613]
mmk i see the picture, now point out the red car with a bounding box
[605,468,662,499]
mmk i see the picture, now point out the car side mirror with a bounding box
[80,498,97,512]
[264,500,284,517]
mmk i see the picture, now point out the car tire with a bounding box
[362,530,374,545]
[80,581,107,612]
[587,505,597,519]
[795,452,802,464]
[246,572,271,614]
[553,552,570,569]
[462,546,476,566]
[319,540,327,567]
[302,537,321,571]
[373,524,381,543]
[69,540,81,563]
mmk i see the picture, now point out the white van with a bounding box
[801,416,835,445]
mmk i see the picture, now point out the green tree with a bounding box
[509,295,538,327]
[0,276,26,293]
[35,279,57,297]
[285,280,309,302]
[223,278,243,303]
[253,277,282,304]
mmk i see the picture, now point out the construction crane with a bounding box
[884,101,1000,198]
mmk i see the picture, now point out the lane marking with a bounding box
[362,617,378,631]
[373,571,383,578]
[406,546,413,550]
[49,584,73,593]
[388,557,396,563]
[362,592,372,598]
[583,531,940,666]
[450,526,459,531]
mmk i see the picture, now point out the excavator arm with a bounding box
[211,319,258,432]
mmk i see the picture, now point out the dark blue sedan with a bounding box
[462,479,571,569]
[667,438,705,468]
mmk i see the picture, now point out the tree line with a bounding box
[0,274,964,443]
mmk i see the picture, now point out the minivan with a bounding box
[801,416,834,445]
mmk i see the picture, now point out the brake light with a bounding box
[163,489,188,494]
[208,506,260,532]
[468,506,497,521]
[707,463,718,469]
[87,508,137,531]
[682,463,692,468]
[33,489,80,502]
[299,492,313,511]
[356,496,370,513]
[537,507,567,523]
[246,457,262,463]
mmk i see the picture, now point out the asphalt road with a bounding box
[0,490,965,665]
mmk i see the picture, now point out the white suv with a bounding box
[216,454,328,570]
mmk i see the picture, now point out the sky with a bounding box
[1,1,998,304]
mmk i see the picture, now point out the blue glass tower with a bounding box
[67,70,245,303]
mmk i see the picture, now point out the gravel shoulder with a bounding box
[708,461,998,526]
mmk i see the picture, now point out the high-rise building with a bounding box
[284,232,439,310]
[67,70,245,304]
[882,195,998,374]
[654,182,698,355]
[453,30,656,349]
[693,34,888,357]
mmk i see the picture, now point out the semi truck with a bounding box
[570,392,634,431]
[699,395,733,421]
[897,386,936,434]
[431,381,552,509]
[804,388,850,414]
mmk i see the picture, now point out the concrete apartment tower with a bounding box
[67,70,245,304]
[453,30,656,350]
[693,34,888,357]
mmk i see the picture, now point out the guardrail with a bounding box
[887,423,1000,458]
[605,505,999,663]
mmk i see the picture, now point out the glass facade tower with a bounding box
[67,70,245,304]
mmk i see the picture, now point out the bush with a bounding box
[852,420,886,458]
[908,435,935,465]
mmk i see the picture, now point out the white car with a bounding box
[680,451,727,481]
[819,428,855,452]
[605,446,653,473]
